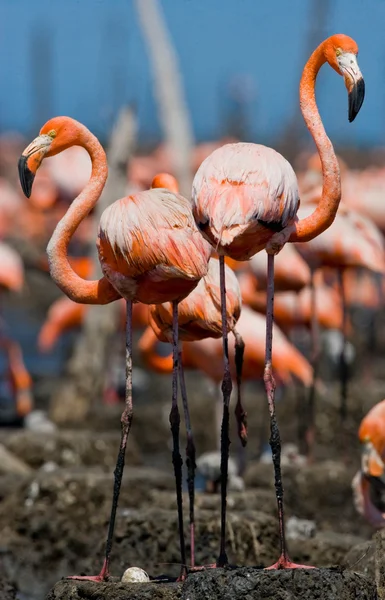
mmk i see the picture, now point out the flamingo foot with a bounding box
[67,574,106,582]
[265,555,315,570]
[67,560,110,582]
[189,563,219,573]
[176,567,188,582]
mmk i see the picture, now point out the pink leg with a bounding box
[264,254,315,571]
[68,300,134,581]
[169,302,187,581]
[217,255,232,567]
[178,351,196,569]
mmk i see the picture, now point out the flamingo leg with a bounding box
[217,254,232,567]
[178,349,196,569]
[169,301,187,581]
[191,256,233,571]
[233,329,247,477]
[234,329,247,448]
[264,254,314,571]
[338,268,349,425]
[68,299,134,582]
[304,268,320,462]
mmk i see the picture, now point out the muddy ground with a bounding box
[0,372,383,599]
[0,287,384,598]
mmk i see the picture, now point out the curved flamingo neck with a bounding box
[46,124,120,304]
[291,42,341,242]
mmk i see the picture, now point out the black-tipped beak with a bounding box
[348,77,365,123]
[18,155,35,198]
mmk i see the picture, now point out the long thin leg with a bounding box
[234,330,247,477]
[169,301,187,580]
[189,257,235,572]
[338,268,349,425]
[217,254,233,567]
[233,329,247,447]
[215,383,223,451]
[304,268,320,462]
[68,299,134,581]
[178,349,196,569]
[264,254,313,570]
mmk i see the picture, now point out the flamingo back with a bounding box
[98,188,211,303]
[151,257,241,342]
[192,143,299,259]
[295,203,385,273]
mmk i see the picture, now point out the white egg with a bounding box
[121,566,150,583]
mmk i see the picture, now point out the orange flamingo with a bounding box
[295,201,384,438]
[18,117,211,582]
[150,256,242,568]
[140,305,312,404]
[38,296,149,353]
[352,400,385,528]
[240,275,343,334]
[191,35,364,568]
[141,305,312,471]
[0,244,32,421]
[0,334,33,421]
[0,242,24,293]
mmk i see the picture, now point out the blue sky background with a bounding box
[0,0,383,147]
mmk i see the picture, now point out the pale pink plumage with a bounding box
[151,257,241,342]
[98,188,212,304]
[192,143,299,259]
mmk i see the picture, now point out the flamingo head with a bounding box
[151,172,179,193]
[323,34,365,123]
[18,116,84,198]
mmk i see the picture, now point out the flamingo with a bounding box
[150,256,242,569]
[38,296,149,353]
[191,34,365,568]
[0,243,32,421]
[139,305,312,417]
[294,202,384,448]
[352,399,385,528]
[18,117,211,582]
[241,276,343,334]
[0,242,24,293]
[0,334,33,421]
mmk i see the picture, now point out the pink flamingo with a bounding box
[18,117,211,582]
[352,399,385,528]
[191,35,365,568]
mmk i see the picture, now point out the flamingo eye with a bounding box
[47,130,57,139]
[335,48,342,57]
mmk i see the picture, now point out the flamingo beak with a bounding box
[18,134,53,198]
[337,52,365,122]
